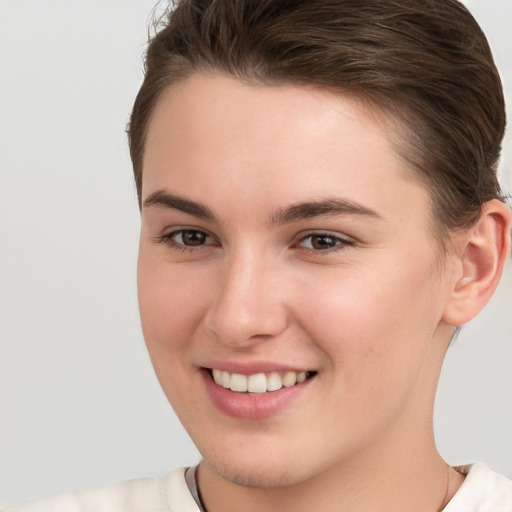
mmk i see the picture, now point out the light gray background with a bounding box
[0,0,510,507]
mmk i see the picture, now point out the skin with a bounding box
[137,74,509,511]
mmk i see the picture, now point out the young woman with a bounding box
[7,0,512,510]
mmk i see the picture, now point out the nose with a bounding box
[203,249,289,347]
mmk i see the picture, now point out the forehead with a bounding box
[142,74,433,230]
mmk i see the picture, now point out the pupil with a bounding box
[312,235,335,249]
[183,231,206,246]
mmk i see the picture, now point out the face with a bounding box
[138,74,458,488]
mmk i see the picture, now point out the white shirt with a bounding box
[443,464,512,511]
[5,463,512,512]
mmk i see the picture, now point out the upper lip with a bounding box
[202,360,314,375]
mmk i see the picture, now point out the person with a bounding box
[6,0,512,510]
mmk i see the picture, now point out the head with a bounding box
[131,0,511,493]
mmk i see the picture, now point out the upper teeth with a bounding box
[211,369,307,394]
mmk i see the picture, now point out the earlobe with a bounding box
[443,199,512,327]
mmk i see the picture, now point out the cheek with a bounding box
[295,255,442,383]
[137,254,210,356]
[137,256,213,412]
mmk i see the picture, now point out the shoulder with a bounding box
[444,463,512,512]
[3,468,200,512]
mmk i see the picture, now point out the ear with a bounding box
[442,199,512,327]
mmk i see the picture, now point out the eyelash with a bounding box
[156,229,355,254]
[295,232,355,253]
[156,229,217,253]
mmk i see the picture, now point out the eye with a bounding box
[172,229,210,246]
[158,228,217,250]
[297,232,354,251]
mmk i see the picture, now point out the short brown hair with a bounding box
[128,0,506,240]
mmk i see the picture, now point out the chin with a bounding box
[201,449,313,489]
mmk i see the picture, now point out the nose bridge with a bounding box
[205,244,288,346]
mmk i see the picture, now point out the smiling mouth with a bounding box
[208,369,317,394]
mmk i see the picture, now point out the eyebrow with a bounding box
[271,198,383,224]
[143,189,382,224]
[143,190,215,220]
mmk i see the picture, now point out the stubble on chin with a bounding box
[199,453,301,490]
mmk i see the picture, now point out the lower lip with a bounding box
[201,370,312,420]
